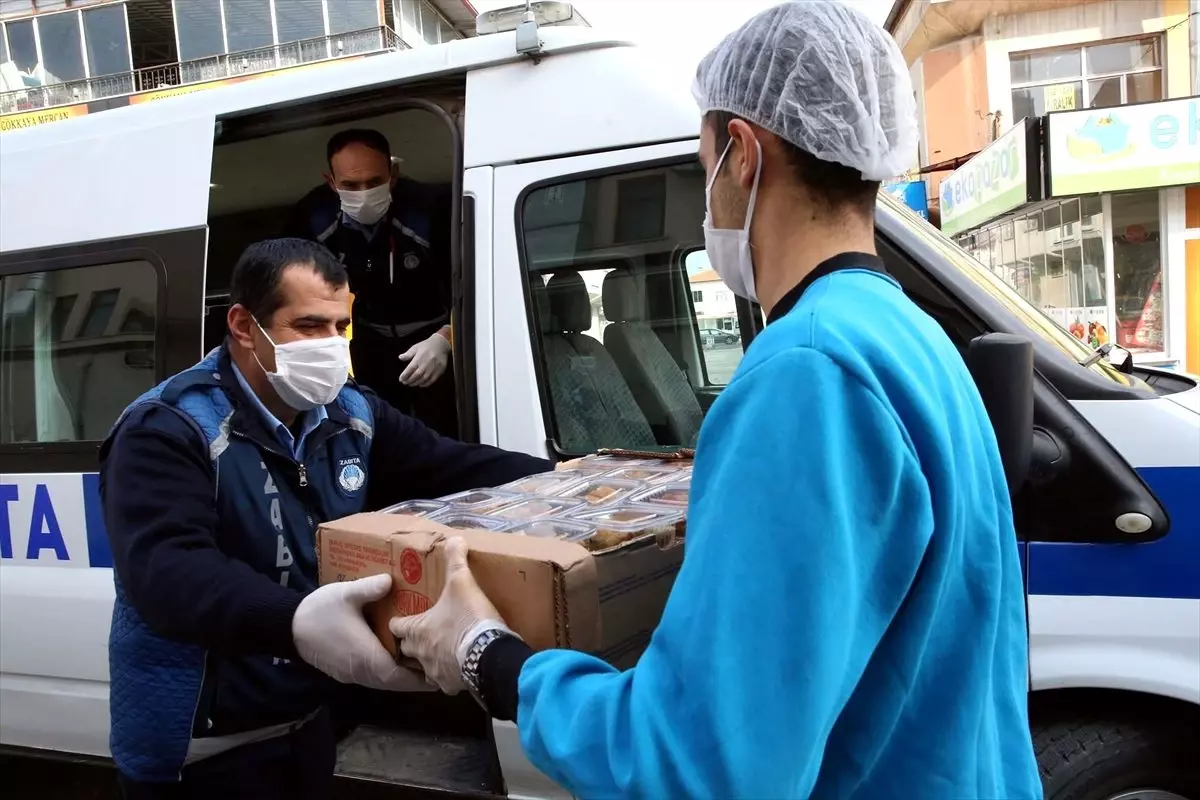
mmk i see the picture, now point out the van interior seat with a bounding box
[602,267,703,447]
[531,271,657,453]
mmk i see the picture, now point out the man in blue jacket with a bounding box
[101,237,549,799]
[389,3,1044,798]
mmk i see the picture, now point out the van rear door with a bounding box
[0,112,214,757]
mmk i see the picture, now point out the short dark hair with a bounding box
[230,238,348,325]
[326,128,391,168]
[706,111,880,218]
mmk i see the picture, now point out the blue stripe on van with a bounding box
[82,473,113,569]
[1028,466,1200,600]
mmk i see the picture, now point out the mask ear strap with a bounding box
[707,139,735,193]
[743,138,764,234]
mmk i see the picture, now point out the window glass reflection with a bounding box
[84,4,132,77]
[328,0,380,34]
[176,0,225,61]
[6,19,39,75]
[277,0,327,44]
[224,0,274,52]
[38,12,86,83]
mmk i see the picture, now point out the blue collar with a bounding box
[230,361,327,460]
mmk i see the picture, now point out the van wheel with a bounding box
[1035,716,1200,800]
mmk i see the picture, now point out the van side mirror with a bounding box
[1105,343,1133,373]
[963,333,1034,496]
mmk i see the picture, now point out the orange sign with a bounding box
[0,102,88,133]
[129,55,365,105]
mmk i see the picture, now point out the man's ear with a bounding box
[324,172,337,191]
[227,304,256,350]
[727,119,761,192]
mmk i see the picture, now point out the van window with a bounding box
[0,261,158,444]
[520,161,747,453]
[879,193,1136,386]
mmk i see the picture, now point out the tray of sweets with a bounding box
[556,477,642,507]
[604,465,680,483]
[438,488,523,515]
[427,511,513,532]
[500,472,587,496]
[492,496,585,521]
[571,504,685,551]
[630,483,690,509]
[380,499,446,517]
[506,519,597,541]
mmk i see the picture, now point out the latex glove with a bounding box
[389,537,509,695]
[293,574,432,692]
[398,332,451,388]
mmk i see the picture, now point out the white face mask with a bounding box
[337,183,391,226]
[703,138,763,303]
[254,320,350,411]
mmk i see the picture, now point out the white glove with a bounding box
[398,331,451,388]
[388,537,509,695]
[292,574,433,693]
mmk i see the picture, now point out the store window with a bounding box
[1010,37,1161,121]
[1110,192,1163,353]
[83,4,133,78]
[0,262,158,444]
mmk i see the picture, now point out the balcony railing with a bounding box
[0,26,403,117]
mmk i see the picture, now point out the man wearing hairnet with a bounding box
[389,2,1043,797]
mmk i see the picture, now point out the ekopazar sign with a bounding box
[939,118,1042,237]
[1046,96,1200,196]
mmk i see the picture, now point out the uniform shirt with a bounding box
[230,361,325,459]
[488,255,1043,799]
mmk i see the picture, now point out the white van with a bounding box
[1,10,1197,799]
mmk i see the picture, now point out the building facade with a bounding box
[0,0,584,132]
[889,0,1200,373]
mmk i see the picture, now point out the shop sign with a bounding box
[882,180,929,219]
[1046,96,1200,196]
[939,118,1041,237]
[129,55,366,105]
[0,103,88,134]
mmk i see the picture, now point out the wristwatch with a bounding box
[461,627,511,709]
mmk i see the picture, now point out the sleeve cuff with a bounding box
[478,635,534,722]
[244,589,306,659]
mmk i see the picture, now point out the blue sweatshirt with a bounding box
[512,259,1042,798]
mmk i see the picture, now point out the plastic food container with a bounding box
[605,465,680,483]
[631,483,690,508]
[572,504,685,551]
[579,455,661,467]
[501,472,586,496]
[556,478,642,506]
[380,499,446,517]
[507,519,597,541]
[651,466,692,486]
[492,497,585,521]
[439,489,523,514]
[428,511,513,532]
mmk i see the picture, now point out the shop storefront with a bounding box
[946,97,1199,368]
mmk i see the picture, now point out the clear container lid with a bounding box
[492,496,585,521]
[380,499,446,517]
[651,465,692,485]
[573,504,685,532]
[579,455,662,466]
[604,465,680,483]
[507,519,598,541]
[556,478,642,506]
[428,511,513,532]
[439,489,523,514]
[501,472,586,496]
[631,483,690,508]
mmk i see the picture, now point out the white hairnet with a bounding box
[693,0,918,181]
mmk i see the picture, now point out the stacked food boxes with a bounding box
[381,455,693,552]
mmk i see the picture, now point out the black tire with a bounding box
[1035,716,1200,800]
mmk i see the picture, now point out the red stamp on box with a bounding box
[394,590,430,615]
[399,548,423,585]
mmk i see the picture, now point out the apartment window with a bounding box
[396,0,458,47]
[691,290,703,302]
[328,0,380,35]
[83,4,133,78]
[275,0,326,44]
[224,0,274,53]
[0,261,158,444]
[1010,37,1161,121]
[175,0,225,61]
[5,17,37,74]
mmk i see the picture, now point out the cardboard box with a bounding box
[316,512,685,669]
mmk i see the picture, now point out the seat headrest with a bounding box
[544,272,593,333]
[601,268,644,324]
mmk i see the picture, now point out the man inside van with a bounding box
[100,237,549,799]
[289,128,458,438]
[388,3,1043,799]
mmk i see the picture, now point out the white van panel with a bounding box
[0,115,215,253]
[1029,594,1200,703]
[464,166,500,448]
[465,46,699,169]
[1072,391,1200,468]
